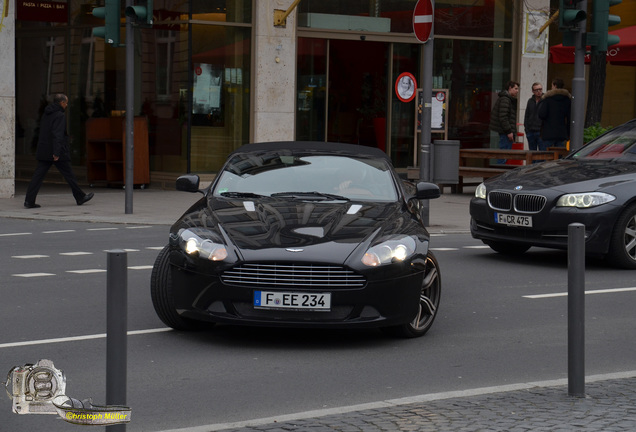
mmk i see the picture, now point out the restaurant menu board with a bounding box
[416,89,447,134]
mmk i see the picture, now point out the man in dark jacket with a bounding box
[524,82,545,151]
[24,94,94,208]
[538,78,571,148]
[489,80,519,162]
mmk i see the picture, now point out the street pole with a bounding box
[124,0,134,214]
[418,1,434,226]
[570,2,587,152]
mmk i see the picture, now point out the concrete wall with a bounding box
[0,0,15,198]
[252,0,297,143]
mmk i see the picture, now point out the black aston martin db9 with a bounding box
[470,118,636,268]
[151,142,442,337]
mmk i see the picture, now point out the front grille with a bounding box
[514,194,547,213]
[221,263,366,288]
[488,191,546,214]
[488,191,512,211]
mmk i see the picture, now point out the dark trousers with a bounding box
[25,159,86,205]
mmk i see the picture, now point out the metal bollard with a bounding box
[107,250,128,431]
[567,223,585,397]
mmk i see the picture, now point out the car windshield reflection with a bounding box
[213,154,398,201]
[573,129,636,161]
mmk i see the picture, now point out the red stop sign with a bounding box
[413,0,433,43]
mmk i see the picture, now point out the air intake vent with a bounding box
[514,194,547,213]
[222,264,366,288]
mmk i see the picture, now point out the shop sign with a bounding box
[17,1,67,23]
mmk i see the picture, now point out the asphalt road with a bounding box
[1,218,636,432]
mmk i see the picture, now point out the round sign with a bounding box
[396,72,417,103]
[413,0,433,43]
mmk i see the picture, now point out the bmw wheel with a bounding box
[607,204,636,269]
[386,251,441,338]
[150,246,214,330]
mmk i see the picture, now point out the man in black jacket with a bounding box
[524,82,545,151]
[538,78,571,148]
[24,94,94,209]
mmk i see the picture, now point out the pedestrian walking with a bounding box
[24,94,94,208]
[524,82,545,151]
[489,80,519,163]
[538,78,571,148]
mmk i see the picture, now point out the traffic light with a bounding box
[558,0,586,31]
[589,0,621,53]
[125,0,153,26]
[92,0,121,47]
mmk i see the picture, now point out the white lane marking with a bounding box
[66,269,106,274]
[0,232,32,237]
[146,247,165,250]
[12,255,49,259]
[12,273,55,277]
[60,252,93,256]
[154,371,636,432]
[126,226,153,229]
[87,227,119,231]
[524,287,636,299]
[43,230,76,234]
[102,248,140,252]
[0,328,172,349]
[129,265,153,270]
[464,245,490,249]
[430,247,459,251]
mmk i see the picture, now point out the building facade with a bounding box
[1,0,552,198]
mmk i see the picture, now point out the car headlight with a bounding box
[475,183,487,199]
[178,228,228,261]
[362,236,417,267]
[556,192,616,208]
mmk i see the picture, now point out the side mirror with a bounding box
[176,174,202,193]
[414,182,441,200]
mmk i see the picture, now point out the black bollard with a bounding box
[107,250,128,431]
[568,223,585,397]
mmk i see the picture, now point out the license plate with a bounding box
[495,212,533,227]
[254,291,331,311]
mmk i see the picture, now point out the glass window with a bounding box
[434,38,512,149]
[192,0,252,23]
[190,24,251,172]
[436,0,513,39]
[296,38,327,142]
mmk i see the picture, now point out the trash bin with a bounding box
[432,139,460,184]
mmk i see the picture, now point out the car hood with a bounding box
[173,197,418,263]
[486,159,636,192]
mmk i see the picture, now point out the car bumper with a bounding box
[167,254,425,329]
[469,198,622,255]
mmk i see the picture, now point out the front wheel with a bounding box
[150,246,214,330]
[606,204,636,269]
[384,252,441,338]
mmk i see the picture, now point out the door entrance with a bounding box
[327,40,389,149]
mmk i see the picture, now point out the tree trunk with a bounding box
[585,51,607,128]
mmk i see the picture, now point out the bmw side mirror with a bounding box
[415,182,440,200]
[176,174,202,194]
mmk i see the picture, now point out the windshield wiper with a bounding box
[270,191,350,201]
[219,191,265,198]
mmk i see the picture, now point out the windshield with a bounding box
[572,126,636,161]
[213,153,399,202]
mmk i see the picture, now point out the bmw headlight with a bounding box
[475,183,487,199]
[362,236,417,267]
[178,228,228,261]
[556,192,616,208]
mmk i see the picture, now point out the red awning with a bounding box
[549,26,636,66]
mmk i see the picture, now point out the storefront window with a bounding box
[192,0,252,23]
[190,24,251,172]
[297,39,327,142]
[435,0,513,39]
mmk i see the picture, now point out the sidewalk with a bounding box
[1,182,474,233]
